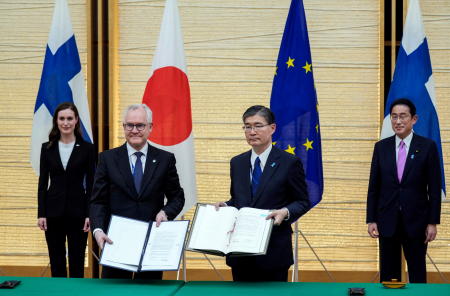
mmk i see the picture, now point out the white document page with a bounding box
[141,220,189,271]
[100,215,149,271]
[187,205,237,253]
[228,207,272,254]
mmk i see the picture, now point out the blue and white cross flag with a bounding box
[381,0,445,198]
[31,0,93,175]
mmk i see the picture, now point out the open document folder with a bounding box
[100,215,189,272]
[186,204,273,256]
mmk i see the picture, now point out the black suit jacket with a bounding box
[225,146,310,269]
[89,143,185,231]
[38,139,96,218]
[366,133,441,238]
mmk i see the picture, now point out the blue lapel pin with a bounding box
[411,154,414,159]
[270,162,276,167]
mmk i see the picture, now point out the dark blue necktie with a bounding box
[251,157,262,197]
[133,152,143,193]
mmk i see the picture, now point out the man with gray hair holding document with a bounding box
[215,105,310,282]
[90,104,185,279]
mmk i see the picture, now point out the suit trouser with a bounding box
[229,255,289,282]
[45,217,88,278]
[231,266,289,282]
[379,216,428,283]
[101,266,163,280]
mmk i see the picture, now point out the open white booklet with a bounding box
[100,215,189,272]
[186,204,273,256]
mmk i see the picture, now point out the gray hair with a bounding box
[123,104,153,124]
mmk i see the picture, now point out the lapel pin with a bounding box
[411,154,414,159]
[152,159,156,163]
[271,162,276,167]
[76,144,80,147]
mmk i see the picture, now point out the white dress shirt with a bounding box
[250,144,272,180]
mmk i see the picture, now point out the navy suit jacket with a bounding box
[89,143,185,232]
[38,139,96,218]
[225,146,310,269]
[366,133,441,238]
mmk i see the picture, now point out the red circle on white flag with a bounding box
[142,66,192,146]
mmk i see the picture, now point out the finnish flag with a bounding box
[381,0,445,198]
[30,0,93,175]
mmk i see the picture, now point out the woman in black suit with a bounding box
[37,102,95,278]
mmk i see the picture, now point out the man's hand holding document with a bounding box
[186,204,273,256]
[100,215,189,272]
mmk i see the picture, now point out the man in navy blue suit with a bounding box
[366,98,441,283]
[215,105,310,282]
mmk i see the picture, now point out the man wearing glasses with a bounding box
[90,104,185,279]
[366,98,441,283]
[215,105,310,281]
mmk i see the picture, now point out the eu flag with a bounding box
[270,0,323,208]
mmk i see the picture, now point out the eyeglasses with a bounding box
[123,123,147,131]
[391,114,411,122]
[242,124,271,132]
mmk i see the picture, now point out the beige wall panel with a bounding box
[443,144,450,166]
[321,140,376,161]
[1,196,35,208]
[0,0,88,267]
[0,224,49,265]
[315,68,378,83]
[324,162,371,181]
[318,180,369,203]
[1,210,37,226]
[321,127,379,140]
[194,139,247,162]
[195,162,229,175]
